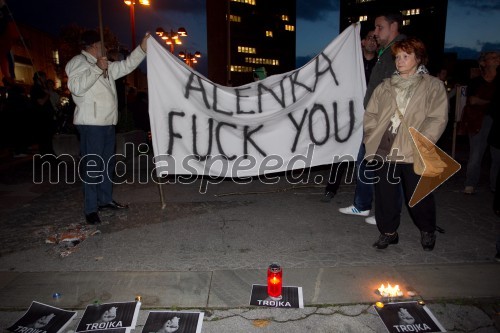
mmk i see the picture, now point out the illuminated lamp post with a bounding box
[123,0,150,49]
[124,0,149,89]
[179,50,201,68]
[155,27,188,54]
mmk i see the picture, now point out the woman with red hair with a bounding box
[363,38,448,251]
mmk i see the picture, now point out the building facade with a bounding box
[206,0,296,86]
[339,0,448,75]
[1,23,59,88]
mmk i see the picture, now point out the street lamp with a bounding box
[155,27,188,53]
[124,0,150,49]
[178,50,202,68]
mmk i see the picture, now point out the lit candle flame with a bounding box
[378,283,403,297]
[270,276,281,284]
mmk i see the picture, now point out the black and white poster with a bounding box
[249,284,304,308]
[7,301,77,333]
[142,311,204,333]
[78,330,128,333]
[374,301,446,333]
[76,301,141,332]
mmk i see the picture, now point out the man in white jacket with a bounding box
[66,30,150,224]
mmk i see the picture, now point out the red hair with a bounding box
[391,37,428,66]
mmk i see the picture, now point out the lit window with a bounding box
[230,65,253,72]
[265,30,273,37]
[359,15,367,22]
[230,15,241,22]
[238,46,256,54]
[285,24,295,31]
[403,8,420,16]
[231,0,256,5]
[281,15,289,21]
[403,19,411,26]
[244,57,279,66]
[52,50,60,65]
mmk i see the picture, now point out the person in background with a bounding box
[487,60,500,262]
[65,29,150,225]
[363,37,448,251]
[339,12,406,225]
[130,90,150,133]
[321,29,379,205]
[3,77,31,156]
[362,29,378,83]
[253,66,267,81]
[31,71,56,156]
[461,51,500,194]
[46,79,60,112]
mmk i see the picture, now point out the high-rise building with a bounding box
[339,0,448,74]
[206,0,296,87]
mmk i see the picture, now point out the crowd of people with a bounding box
[0,73,69,158]
[317,12,499,257]
[0,8,498,259]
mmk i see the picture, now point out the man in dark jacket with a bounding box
[339,12,406,225]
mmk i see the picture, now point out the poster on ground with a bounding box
[249,284,304,308]
[75,301,141,332]
[7,301,77,333]
[374,301,446,333]
[142,311,204,333]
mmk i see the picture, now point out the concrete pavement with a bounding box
[0,153,498,332]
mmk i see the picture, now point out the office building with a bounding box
[206,0,296,86]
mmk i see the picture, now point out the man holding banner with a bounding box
[66,30,150,225]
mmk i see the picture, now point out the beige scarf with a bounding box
[388,66,427,134]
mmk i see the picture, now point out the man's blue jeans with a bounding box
[77,125,115,215]
[465,115,500,191]
[353,143,374,211]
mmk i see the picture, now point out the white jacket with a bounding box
[66,46,146,126]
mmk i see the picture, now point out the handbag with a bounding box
[396,109,447,177]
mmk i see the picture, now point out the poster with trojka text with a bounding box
[7,301,77,333]
[374,301,446,333]
[75,301,141,332]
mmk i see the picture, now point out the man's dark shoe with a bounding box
[320,191,335,203]
[421,231,436,251]
[85,212,101,225]
[373,232,399,249]
[99,200,129,210]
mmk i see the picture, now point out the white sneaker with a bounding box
[365,216,376,225]
[338,205,370,217]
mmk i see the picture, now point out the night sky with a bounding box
[6,0,500,76]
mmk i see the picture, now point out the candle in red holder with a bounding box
[267,263,283,300]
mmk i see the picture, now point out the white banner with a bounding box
[147,23,366,177]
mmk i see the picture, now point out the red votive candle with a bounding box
[267,263,282,299]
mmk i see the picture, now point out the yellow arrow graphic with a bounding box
[408,127,461,207]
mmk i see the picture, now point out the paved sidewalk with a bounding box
[0,155,498,332]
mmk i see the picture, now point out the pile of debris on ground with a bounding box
[41,223,101,257]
